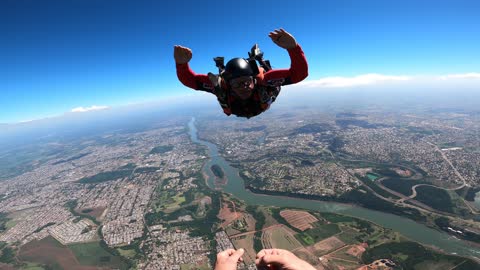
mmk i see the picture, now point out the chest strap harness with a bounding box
[208,44,277,115]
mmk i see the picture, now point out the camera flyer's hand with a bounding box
[214,248,245,270]
[255,249,316,270]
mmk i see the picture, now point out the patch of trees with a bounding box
[246,206,265,251]
[149,145,174,154]
[455,186,480,201]
[328,136,345,152]
[64,200,100,225]
[211,164,224,179]
[52,152,90,165]
[361,241,479,270]
[33,222,56,233]
[78,169,133,184]
[0,245,15,264]
[291,123,333,134]
[415,186,454,213]
[135,167,160,174]
[381,178,428,197]
[239,125,267,132]
[340,188,427,223]
[435,217,480,244]
[0,213,9,233]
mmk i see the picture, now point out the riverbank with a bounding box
[188,117,480,259]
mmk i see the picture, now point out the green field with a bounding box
[117,247,137,259]
[68,242,128,269]
[164,194,186,211]
[320,212,358,223]
[297,234,315,245]
[21,262,45,270]
[337,227,361,244]
[269,228,301,250]
[296,223,341,245]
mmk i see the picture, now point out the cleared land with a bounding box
[311,236,345,256]
[232,234,256,264]
[18,236,127,270]
[218,200,242,228]
[69,242,127,268]
[280,210,318,231]
[261,225,302,250]
[19,236,96,270]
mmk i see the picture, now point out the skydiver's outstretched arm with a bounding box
[174,45,214,93]
[264,29,308,85]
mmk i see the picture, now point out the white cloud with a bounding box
[286,72,480,90]
[438,73,480,80]
[296,73,412,88]
[71,105,110,113]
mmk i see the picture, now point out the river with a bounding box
[188,117,480,259]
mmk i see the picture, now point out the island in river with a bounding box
[211,164,227,186]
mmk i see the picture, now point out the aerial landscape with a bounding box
[1,91,480,269]
[2,0,480,269]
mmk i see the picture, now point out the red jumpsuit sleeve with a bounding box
[176,63,215,92]
[263,44,309,85]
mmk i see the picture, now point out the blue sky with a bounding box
[1,0,479,123]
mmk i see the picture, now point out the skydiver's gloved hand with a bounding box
[214,248,245,270]
[174,45,193,64]
[255,249,316,270]
[269,28,298,50]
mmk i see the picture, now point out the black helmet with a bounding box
[224,58,254,81]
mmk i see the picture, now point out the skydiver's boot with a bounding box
[249,44,272,72]
[214,57,225,75]
[208,72,221,88]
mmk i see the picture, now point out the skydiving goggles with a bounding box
[230,76,254,89]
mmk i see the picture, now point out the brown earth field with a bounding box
[346,243,368,258]
[319,244,366,270]
[18,236,107,270]
[217,200,242,228]
[311,236,346,256]
[280,210,318,231]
